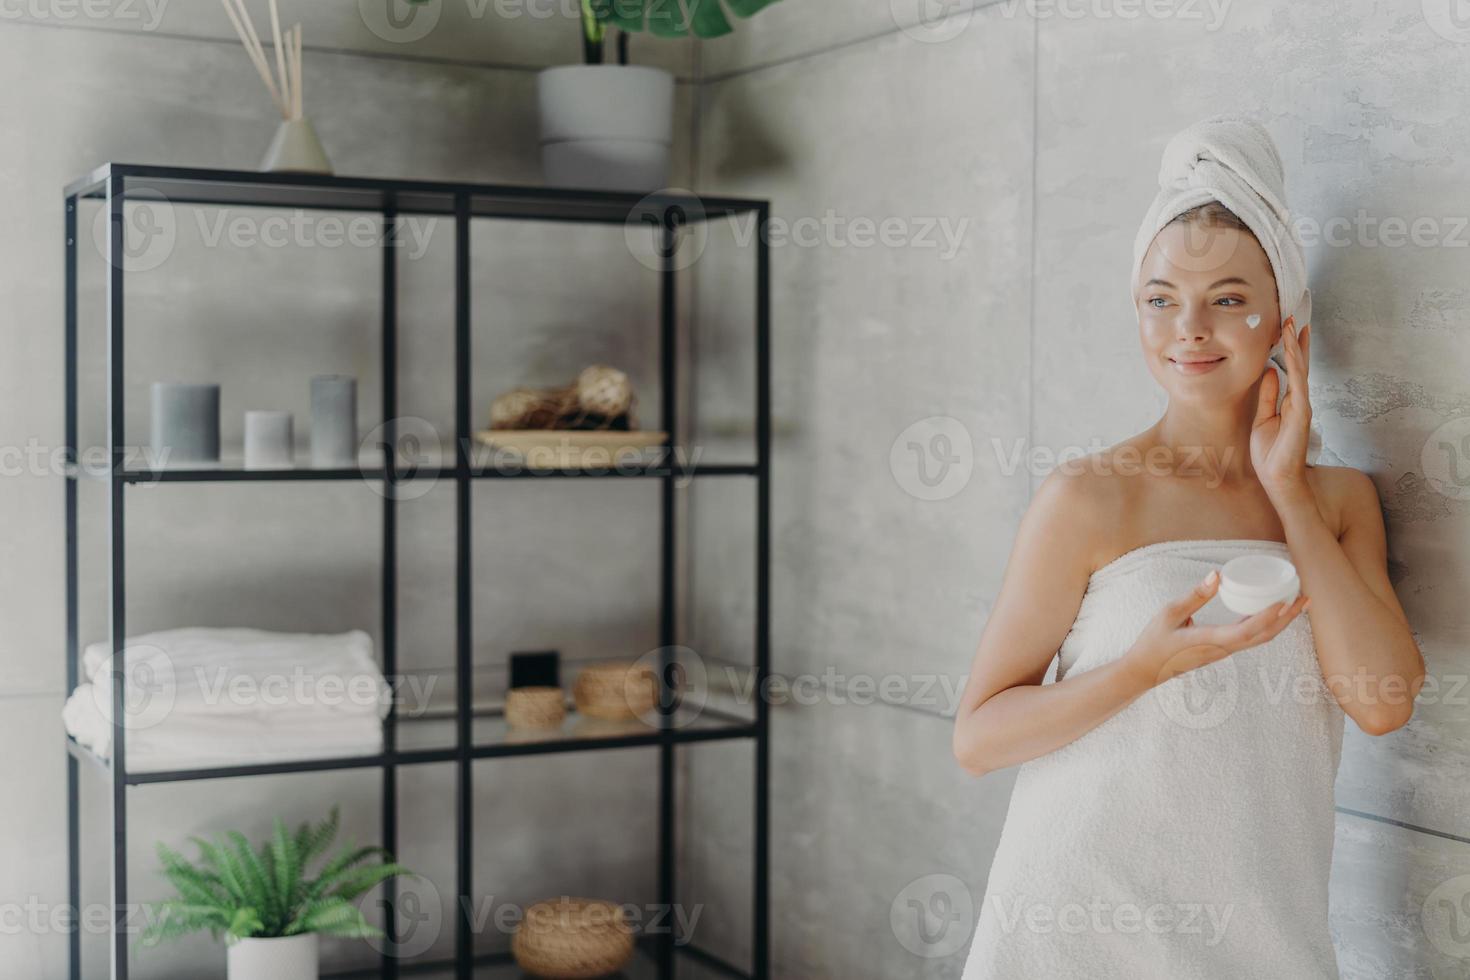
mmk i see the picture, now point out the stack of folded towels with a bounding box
[62,626,389,773]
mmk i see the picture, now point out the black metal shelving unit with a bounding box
[63,163,771,980]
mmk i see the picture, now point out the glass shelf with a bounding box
[67,163,763,224]
[322,943,748,979]
[398,705,756,760]
[67,453,757,484]
[65,703,754,786]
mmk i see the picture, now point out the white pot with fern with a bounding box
[139,806,413,980]
[405,0,783,191]
[228,932,317,979]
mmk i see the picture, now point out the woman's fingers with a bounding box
[1166,570,1220,625]
[1254,365,1280,428]
[1282,316,1312,398]
[1282,316,1300,374]
[1184,594,1306,652]
[1245,594,1310,643]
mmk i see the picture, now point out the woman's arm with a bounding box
[952,468,1156,777]
[1273,470,1424,734]
[1252,317,1426,735]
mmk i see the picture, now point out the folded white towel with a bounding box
[62,684,384,772]
[66,626,388,772]
[81,626,389,721]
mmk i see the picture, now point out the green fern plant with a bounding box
[138,806,413,949]
[406,0,783,63]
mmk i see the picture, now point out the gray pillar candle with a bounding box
[244,411,294,469]
[310,375,357,467]
[150,382,220,465]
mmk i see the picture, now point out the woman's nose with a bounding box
[1175,305,1212,342]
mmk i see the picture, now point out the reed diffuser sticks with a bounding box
[222,0,331,172]
[221,0,304,121]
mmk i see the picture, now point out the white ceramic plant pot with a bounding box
[536,65,674,192]
[227,934,318,980]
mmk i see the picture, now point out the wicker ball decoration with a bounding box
[489,385,575,430]
[573,660,657,722]
[575,365,634,418]
[505,686,567,730]
[487,365,638,432]
[511,897,635,979]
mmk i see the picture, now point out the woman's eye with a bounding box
[1147,297,1168,308]
[1216,297,1243,306]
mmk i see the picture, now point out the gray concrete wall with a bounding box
[0,4,696,977]
[686,1,1470,977]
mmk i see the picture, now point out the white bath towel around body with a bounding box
[961,539,1344,980]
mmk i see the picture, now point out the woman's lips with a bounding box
[1169,355,1226,375]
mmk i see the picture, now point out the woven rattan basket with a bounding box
[505,686,567,730]
[511,896,635,979]
[572,661,657,722]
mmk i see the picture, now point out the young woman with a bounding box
[953,117,1425,978]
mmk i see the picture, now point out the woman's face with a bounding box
[1135,220,1282,404]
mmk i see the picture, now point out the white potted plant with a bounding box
[411,0,782,191]
[138,806,413,980]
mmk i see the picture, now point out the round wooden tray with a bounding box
[475,430,667,469]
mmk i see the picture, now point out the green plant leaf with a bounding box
[190,837,248,905]
[294,806,341,868]
[589,0,641,32]
[722,0,780,16]
[582,0,610,43]
[270,818,302,915]
[287,897,383,939]
[590,0,779,37]
[307,844,390,900]
[414,0,778,39]
[686,0,734,37]
[136,901,230,949]
[645,0,688,37]
[156,843,228,907]
[322,864,414,903]
[226,831,278,930]
[226,906,264,942]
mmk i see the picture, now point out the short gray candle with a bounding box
[150,382,220,465]
[310,375,357,467]
[244,411,294,469]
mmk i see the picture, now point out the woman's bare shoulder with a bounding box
[1030,452,1133,571]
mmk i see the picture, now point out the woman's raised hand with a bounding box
[1251,315,1313,502]
[1123,569,1311,689]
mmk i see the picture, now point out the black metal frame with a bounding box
[63,163,772,980]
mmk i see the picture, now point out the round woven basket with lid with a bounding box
[511,896,635,979]
[572,660,657,722]
[506,686,567,730]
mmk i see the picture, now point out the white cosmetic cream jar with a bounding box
[1218,554,1300,615]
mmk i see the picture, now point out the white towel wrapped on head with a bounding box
[1131,115,1325,464]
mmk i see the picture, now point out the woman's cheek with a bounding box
[1137,310,1173,349]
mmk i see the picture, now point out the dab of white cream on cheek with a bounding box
[1245,314,1262,329]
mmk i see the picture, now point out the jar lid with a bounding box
[1219,554,1297,596]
